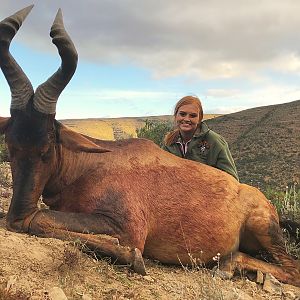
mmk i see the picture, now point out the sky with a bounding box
[1,1,300,119]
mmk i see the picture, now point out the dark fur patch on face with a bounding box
[8,111,50,147]
[6,108,56,224]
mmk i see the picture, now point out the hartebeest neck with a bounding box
[43,146,105,199]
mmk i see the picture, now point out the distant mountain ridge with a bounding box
[206,100,300,189]
[61,114,220,141]
[61,100,299,189]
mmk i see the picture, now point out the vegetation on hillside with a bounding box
[136,119,173,146]
[206,100,300,190]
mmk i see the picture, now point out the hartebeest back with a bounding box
[0,5,300,286]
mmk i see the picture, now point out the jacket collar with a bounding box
[194,121,210,138]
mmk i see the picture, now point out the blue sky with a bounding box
[1,1,300,119]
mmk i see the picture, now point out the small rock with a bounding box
[256,270,264,284]
[211,267,233,280]
[283,290,297,300]
[6,275,17,291]
[263,273,282,295]
[48,287,68,300]
[143,275,154,282]
[2,191,10,198]
[245,278,258,289]
[222,287,254,300]
[282,284,300,299]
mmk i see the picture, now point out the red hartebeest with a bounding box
[0,5,299,286]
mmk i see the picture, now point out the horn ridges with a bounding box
[0,5,34,111]
[34,8,78,115]
[0,5,33,44]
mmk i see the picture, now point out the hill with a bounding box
[61,114,220,140]
[206,100,300,189]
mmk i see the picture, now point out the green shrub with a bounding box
[266,184,300,221]
[266,184,300,258]
[264,186,286,213]
[136,119,173,146]
[280,184,300,220]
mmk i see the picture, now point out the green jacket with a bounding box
[162,122,239,181]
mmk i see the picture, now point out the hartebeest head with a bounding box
[0,6,107,231]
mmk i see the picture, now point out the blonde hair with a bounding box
[164,96,203,146]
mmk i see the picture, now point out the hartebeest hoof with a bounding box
[132,248,146,275]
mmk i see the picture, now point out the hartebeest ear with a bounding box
[59,124,110,153]
[0,117,10,134]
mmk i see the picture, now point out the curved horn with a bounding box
[0,5,34,111]
[33,9,78,115]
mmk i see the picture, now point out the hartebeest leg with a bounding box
[23,209,146,275]
[240,212,300,286]
[219,251,299,285]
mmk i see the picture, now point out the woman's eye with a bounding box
[179,112,187,117]
[189,114,198,118]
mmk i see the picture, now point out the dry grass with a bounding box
[62,119,114,140]
[59,243,82,271]
[0,282,30,300]
[32,234,276,299]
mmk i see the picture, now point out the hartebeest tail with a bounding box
[1,6,300,288]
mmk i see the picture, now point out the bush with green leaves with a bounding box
[0,135,8,162]
[136,119,173,146]
[266,184,300,221]
[265,184,300,258]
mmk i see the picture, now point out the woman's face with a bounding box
[175,104,200,135]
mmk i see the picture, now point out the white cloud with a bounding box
[2,1,300,81]
[1,1,300,119]
[206,89,240,98]
[210,106,246,114]
[55,89,178,119]
[204,83,300,114]
[274,53,300,74]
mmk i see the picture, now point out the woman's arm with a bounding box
[216,144,239,181]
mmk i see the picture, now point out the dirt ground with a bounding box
[0,163,300,299]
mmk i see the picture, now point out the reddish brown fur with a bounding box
[1,114,300,286]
